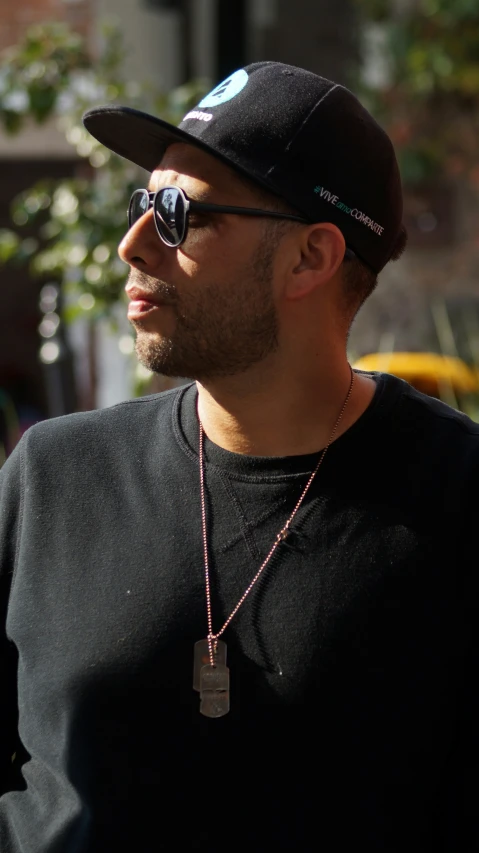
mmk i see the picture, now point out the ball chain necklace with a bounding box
[193,367,355,718]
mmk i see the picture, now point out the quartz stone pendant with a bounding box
[199,663,230,718]
[193,639,227,691]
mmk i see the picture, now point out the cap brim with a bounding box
[83,105,240,175]
[83,106,205,172]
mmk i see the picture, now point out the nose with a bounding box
[118,208,163,270]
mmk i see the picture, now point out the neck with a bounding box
[196,358,376,457]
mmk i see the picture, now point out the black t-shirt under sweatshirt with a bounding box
[1,372,479,852]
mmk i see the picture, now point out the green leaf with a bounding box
[28,84,58,121]
[0,229,20,263]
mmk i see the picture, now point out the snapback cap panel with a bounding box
[177,66,336,179]
[261,86,402,271]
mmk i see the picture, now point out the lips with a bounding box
[127,299,159,319]
[126,284,160,303]
[126,285,166,319]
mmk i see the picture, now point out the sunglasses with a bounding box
[128,185,357,259]
[128,185,312,247]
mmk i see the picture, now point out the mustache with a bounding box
[126,270,178,305]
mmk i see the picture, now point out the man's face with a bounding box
[118,144,280,382]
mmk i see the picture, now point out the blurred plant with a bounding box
[0,21,208,324]
[356,0,479,184]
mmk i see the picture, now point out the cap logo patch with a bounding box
[183,110,213,123]
[198,69,248,108]
[314,184,384,236]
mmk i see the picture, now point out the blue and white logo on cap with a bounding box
[198,69,248,108]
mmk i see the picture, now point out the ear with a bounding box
[285,223,346,301]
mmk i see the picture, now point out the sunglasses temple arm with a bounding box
[188,200,308,223]
[188,200,355,257]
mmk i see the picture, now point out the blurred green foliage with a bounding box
[357,0,479,184]
[0,21,208,323]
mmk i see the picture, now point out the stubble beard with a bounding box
[129,237,279,382]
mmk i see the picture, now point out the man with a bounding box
[0,62,477,852]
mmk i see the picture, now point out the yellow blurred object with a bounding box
[352,352,479,395]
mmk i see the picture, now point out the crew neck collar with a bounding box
[172,371,405,479]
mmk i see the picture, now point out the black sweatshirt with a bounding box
[1,372,479,852]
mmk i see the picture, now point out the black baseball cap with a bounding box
[83,61,403,273]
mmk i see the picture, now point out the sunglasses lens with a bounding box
[154,188,186,247]
[128,190,150,228]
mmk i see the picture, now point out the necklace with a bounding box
[193,367,355,718]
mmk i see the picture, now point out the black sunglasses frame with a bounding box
[128,186,356,260]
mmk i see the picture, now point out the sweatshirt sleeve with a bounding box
[0,443,23,795]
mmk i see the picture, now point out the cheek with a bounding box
[182,219,242,266]
[176,252,200,280]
